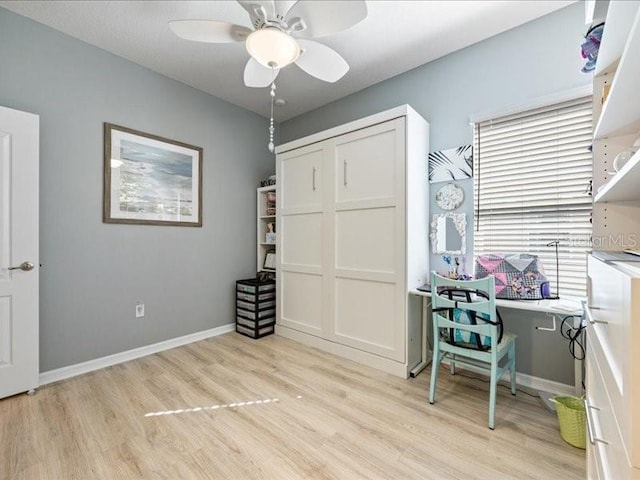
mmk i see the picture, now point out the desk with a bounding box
[409,289,585,393]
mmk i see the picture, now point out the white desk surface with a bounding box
[408,289,585,391]
[409,289,585,315]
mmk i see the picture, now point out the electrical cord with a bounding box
[559,314,585,361]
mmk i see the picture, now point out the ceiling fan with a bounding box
[169,0,367,88]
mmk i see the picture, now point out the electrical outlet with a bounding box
[136,303,145,318]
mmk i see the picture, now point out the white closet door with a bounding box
[335,119,400,207]
[277,144,325,336]
[328,118,406,361]
[279,144,322,214]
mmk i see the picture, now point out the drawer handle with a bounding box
[585,401,609,445]
[583,302,608,326]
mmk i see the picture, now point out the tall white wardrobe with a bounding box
[275,105,429,377]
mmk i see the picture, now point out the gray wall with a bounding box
[0,8,275,372]
[280,3,589,386]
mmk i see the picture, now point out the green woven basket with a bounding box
[552,395,586,449]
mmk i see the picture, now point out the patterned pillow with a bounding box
[475,253,550,300]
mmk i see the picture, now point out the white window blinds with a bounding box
[473,96,593,297]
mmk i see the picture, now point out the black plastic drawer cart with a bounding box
[236,278,276,338]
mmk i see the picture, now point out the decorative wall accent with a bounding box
[104,123,203,226]
[428,145,472,183]
[430,213,466,255]
[435,182,464,210]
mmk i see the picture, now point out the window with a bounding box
[473,96,592,297]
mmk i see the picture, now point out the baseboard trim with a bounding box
[439,358,576,396]
[276,325,576,394]
[39,323,235,386]
[511,371,576,396]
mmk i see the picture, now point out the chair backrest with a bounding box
[431,271,502,351]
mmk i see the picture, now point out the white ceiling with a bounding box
[1,0,575,121]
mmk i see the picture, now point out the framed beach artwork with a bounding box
[103,123,203,226]
[428,145,473,183]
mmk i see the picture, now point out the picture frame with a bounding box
[428,145,473,183]
[263,251,276,270]
[103,123,203,226]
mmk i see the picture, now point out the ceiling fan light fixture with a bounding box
[245,28,300,69]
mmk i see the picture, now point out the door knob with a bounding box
[9,261,35,272]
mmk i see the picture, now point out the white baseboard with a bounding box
[439,358,576,396]
[511,371,576,396]
[40,321,576,398]
[39,323,235,386]
[276,325,576,394]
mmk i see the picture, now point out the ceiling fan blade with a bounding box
[244,57,280,88]
[295,39,349,83]
[169,20,251,43]
[287,1,367,38]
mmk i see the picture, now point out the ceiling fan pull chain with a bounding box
[268,81,276,152]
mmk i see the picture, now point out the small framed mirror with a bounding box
[430,213,466,254]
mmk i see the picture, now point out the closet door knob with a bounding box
[9,261,35,272]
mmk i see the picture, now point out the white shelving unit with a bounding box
[588,3,640,478]
[593,1,639,76]
[593,5,640,139]
[591,1,640,250]
[594,149,640,202]
[256,185,276,273]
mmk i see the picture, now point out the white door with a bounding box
[334,119,401,206]
[277,143,325,336]
[329,119,407,361]
[279,144,323,213]
[0,106,39,399]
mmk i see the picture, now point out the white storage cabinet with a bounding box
[275,105,429,377]
[586,257,640,480]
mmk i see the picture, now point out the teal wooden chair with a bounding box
[428,271,517,429]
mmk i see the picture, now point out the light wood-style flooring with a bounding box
[1,333,585,479]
